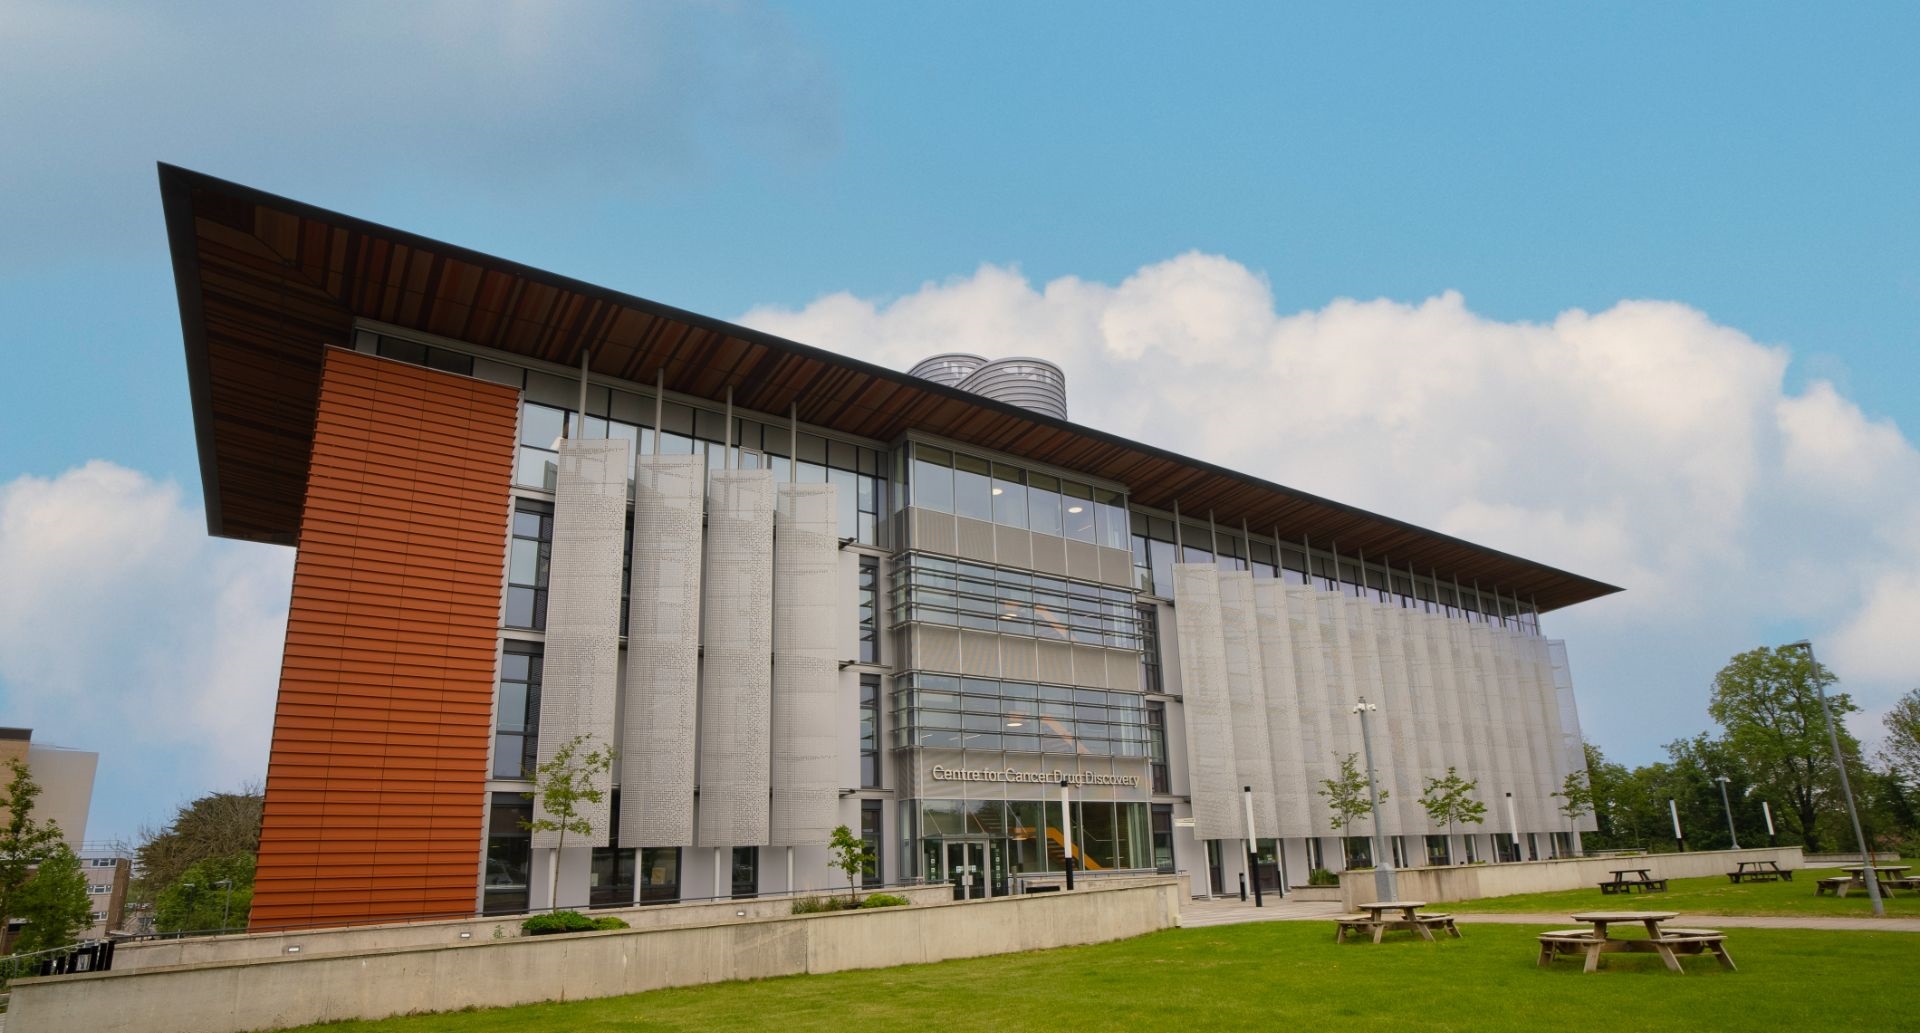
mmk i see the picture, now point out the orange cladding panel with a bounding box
[250,348,517,931]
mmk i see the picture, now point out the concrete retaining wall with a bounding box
[10,879,1181,1033]
[1339,846,1806,909]
[111,885,953,971]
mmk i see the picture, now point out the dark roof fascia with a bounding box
[159,164,224,537]
[157,162,1622,608]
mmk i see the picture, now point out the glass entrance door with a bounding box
[944,841,988,900]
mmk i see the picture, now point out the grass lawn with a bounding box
[1444,867,1920,917]
[282,920,1913,1033]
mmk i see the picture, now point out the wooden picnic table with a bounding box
[1333,901,1457,944]
[1540,911,1736,973]
[1821,864,1914,897]
[1599,868,1667,894]
[1727,860,1791,883]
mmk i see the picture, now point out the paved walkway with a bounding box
[1445,911,1920,933]
[1179,896,1343,927]
[1175,896,1920,933]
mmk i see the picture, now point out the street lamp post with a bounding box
[1059,778,1075,891]
[1352,698,1397,901]
[1782,639,1883,917]
[1242,785,1263,908]
[214,879,234,932]
[1505,792,1521,861]
[1713,776,1740,850]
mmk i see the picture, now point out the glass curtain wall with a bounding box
[920,800,1153,875]
[906,443,1127,549]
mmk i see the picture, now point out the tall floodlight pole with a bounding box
[1714,776,1740,850]
[1506,792,1521,861]
[1242,785,1263,908]
[1352,698,1397,901]
[1782,639,1882,917]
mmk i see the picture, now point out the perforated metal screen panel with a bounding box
[535,438,630,848]
[621,454,707,847]
[697,469,775,847]
[769,483,841,847]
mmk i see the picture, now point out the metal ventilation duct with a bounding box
[911,354,1068,420]
[906,353,989,387]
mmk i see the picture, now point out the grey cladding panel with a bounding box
[1170,564,1239,839]
[769,483,841,847]
[697,469,776,847]
[535,438,629,848]
[622,453,706,847]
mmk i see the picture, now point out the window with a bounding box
[87,857,116,868]
[1150,804,1175,873]
[859,675,882,788]
[890,553,1146,650]
[515,403,569,490]
[991,464,1027,527]
[908,443,1124,547]
[891,673,1147,757]
[1061,481,1096,543]
[1425,835,1451,867]
[1464,835,1479,863]
[1308,837,1325,871]
[590,791,635,909]
[640,847,681,905]
[1146,701,1170,793]
[483,793,532,914]
[952,453,993,521]
[88,883,111,894]
[494,642,542,779]
[857,557,879,664]
[1138,604,1162,693]
[1026,472,1064,537]
[860,800,883,886]
[911,444,954,512]
[1390,837,1406,868]
[1345,836,1373,870]
[375,335,474,377]
[505,502,553,630]
[731,847,758,899]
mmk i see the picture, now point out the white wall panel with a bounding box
[769,483,840,847]
[536,438,629,848]
[697,469,775,847]
[1219,572,1278,836]
[622,453,706,847]
[1170,565,1240,839]
[1253,581,1310,837]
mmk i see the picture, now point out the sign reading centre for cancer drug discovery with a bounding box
[929,764,1141,788]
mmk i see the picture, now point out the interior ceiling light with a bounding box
[1067,505,1084,513]
[991,487,1004,495]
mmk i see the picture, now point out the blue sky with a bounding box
[2,2,1916,841]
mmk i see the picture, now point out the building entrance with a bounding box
[926,839,1007,900]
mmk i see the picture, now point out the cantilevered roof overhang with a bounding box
[159,163,1622,612]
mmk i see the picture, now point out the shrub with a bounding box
[1306,868,1339,887]
[791,896,855,914]
[858,893,909,909]
[522,910,624,935]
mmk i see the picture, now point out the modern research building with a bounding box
[159,165,1617,932]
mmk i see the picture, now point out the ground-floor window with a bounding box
[732,846,759,899]
[1552,831,1574,858]
[1389,837,1406,868]
[1308,837,1325,871]
[1527,833,1540,861]
[1463,835,1479,863]
[917,799,1154,875]
[860,800,884,886]
[1253,838,1282,892]
[1344,836,1373,869]
[483,792,532,914]
[640,847,680,905]
[1495,835,1521,862]
[1150,804,1175,873]
[590,848,635,909]
[1425,835,1450,867]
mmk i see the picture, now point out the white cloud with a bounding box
[742,254,1920,760]
[0,462,292,838]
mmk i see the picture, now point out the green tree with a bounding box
[1579,742,1636,848]
[132,787,262,913]
[1709,646,1862,854]
[1418,767,1486,858]
[1318,753,1387,866]
[827,824,875,904]
[1551,769,1595,853]
[0,758,67,946]
[523,734,614,909]
[1884,688,1920,781]
[13,844,93,952]
[153,853,255,934]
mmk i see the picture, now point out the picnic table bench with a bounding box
[1538,911,1735,973]
[1598,868,1667,894]
[1331,901,1462,944]
[1816,865,1910,897]
[1726,860,1791,883]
